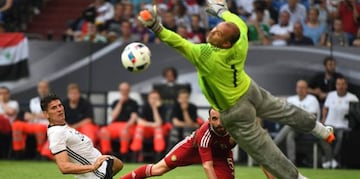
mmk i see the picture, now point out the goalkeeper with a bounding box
[137,1,335,178]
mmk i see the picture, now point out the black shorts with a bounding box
[103,158,114,179]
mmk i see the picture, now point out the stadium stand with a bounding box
[26,0,92,40]
[1,0,360,169]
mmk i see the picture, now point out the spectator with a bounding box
[189,14,206,43]
[176,25,192,42]
[132,18,158,44]
[326,0,340,21]
[151,67,192,122]
[62,6,96,42]
[288,21,314,45]
[269,10,293,46]
[247,6,271,45]
[0,86,19,156]
[93,0,114,25]
[311,0,329,24]
[352,27,360,46]
[166,0,178,11]
[162,10,178,32]
[280,0,307,25]
[122,2,135,23]
[308,56,344,105]
[300,0,311,9]
[116,20,140,43]
[249,0,272,26]
[143,1,169,25]
[184,0,200,15]
[336,0,360,43]
[168,89,199,149]
[163,66,178,86]
[227,0,239,15]
[83,23,108,43]
[320,77,359,169]
[130,91,171,158]
[106,2,125,36]
[301,7,326,45]
[264,0,279,25]
[0,0,12,22]
[172,0,190,28]
[235,0,255,19]
[99,82,138,155]
[11,80,49,158]
[320,19,349,47]
[175,24,201,44]
[273,80,320,164]
[63,83,98,144]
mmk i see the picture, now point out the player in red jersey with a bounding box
[121,108,236,179]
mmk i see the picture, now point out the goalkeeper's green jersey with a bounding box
[158,11,251,111]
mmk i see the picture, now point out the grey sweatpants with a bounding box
[220,81,316,179]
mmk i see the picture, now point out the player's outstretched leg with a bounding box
[221,103,299,178]
[251,81,335,144]
[220,82,307,179]
[120,160,171,179]
[311,123,335,143]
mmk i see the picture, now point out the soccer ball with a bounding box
[121,42,151,72]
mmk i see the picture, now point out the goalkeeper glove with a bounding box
[138,5,163,33]
[206,0,228,17]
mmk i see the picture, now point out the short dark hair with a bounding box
[67,83,80,92]
[40,93,61,111]
[323,56,336,66]
[162,67,178,80]
[336,76,348,84]
[309,7,320,16]
[208,107,213,116]
[177,88,190,97]
[0,86,10,92]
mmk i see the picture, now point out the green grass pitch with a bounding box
[0,160,360,179]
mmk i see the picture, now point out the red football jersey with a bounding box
[194,121,236,163]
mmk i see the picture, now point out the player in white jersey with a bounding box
[41,94,123,179]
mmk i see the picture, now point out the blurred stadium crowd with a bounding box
[1,59,360,170]
[1,0,360,171]
[1,0,360,46]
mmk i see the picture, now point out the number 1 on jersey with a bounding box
[231,65,238,87]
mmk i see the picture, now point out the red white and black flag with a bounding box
[0,33,29,81]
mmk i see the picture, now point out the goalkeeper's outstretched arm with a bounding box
[138,6,200,64]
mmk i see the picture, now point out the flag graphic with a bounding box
[0,33,30,81]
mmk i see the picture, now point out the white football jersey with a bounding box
[48,124,107,179]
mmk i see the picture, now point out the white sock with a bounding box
[311,121,330,139]
[298,173,309,179]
